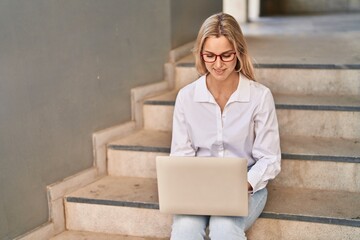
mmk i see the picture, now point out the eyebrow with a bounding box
[202,50,235,54]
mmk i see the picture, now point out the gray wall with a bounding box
[0,0,171,239]
[0,0,222,239]
[170,0,222,48]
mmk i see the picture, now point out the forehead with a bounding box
[203,35,234,53]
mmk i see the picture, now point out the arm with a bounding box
[248,89,281,193]
[170,91,196,156]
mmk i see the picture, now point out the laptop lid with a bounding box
[156,156,248,216]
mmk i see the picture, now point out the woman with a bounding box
[169,13,281,240]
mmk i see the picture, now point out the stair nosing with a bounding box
[66,196,159,210]
[107,145,170,153]
[107,144,359,163]
[282,153,360,163]
[260,212,360,228]
[143,100,360,112]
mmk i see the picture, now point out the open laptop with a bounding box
[156,156,248,216]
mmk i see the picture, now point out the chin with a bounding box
[211,72,231,81]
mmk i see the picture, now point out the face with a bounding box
[202,35,237,82]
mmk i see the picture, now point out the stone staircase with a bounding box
[50,52,360,239]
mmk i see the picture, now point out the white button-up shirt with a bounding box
[170,74,281,193]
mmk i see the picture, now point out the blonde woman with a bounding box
[170,13,281,240]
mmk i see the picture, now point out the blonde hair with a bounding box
[193,13,255,81]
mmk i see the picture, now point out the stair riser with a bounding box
[65,202,172,238]
[107,150,359,192]
[277,109,360,139]
[270,160,360,192]
[247,218,360,240]
[255,68,360,96]
[175,67,360,96]
[108,150,167,178]
[175,67,198,90]
[143,105,360,139]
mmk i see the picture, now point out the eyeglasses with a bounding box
[201,52,236,63]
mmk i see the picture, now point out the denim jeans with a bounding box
[170,188,268,240]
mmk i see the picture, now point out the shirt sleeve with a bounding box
[247,88,281,193]
[170,90,196,156]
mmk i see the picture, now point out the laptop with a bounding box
[156,156,248,216]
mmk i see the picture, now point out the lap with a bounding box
[171,188,268,240]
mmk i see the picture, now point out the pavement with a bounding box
[241,13,360,68]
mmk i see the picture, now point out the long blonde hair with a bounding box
[193,13,255,81]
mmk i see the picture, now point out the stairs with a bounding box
[50,52,360,239]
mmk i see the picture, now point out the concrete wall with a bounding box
[261,0,360,15]
[0,0,222,239]
[170,0,222,48]
[0,0,171,239]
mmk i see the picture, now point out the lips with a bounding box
[214,69,226,75]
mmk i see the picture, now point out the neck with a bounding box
[207,72,239,95]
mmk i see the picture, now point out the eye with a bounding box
[222,53,232,58]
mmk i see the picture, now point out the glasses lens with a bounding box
[221,53,235,62]
[202,54,216,63]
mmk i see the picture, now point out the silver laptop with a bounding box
[156,156,248,216]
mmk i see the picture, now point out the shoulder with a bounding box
[245,77,273,101]
[176,75,204,100]
[249,79,271,95]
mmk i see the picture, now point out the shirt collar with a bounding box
[194,74,251,103]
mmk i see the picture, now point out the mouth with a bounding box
[213,69,225,75]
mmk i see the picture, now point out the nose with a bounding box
[214,56,223,68]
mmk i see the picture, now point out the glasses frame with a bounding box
[201,52,237,63]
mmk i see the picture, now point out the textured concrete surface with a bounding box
[108,129,360,161]
[65,201,171,238]
[247,218,360,240]
[108,150,167,178]
[146,91,360,110]
[265,186,360,220]
[108,130,171,151]
[107,130,359,190]
[277,109,360,138]
[243,13,360,67]
[270,159,360,192]
[143,96,360,138]
[64,176,360,237]
[51,231,167,240]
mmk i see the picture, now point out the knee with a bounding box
[171,215,207,240]
[209,216,246,240]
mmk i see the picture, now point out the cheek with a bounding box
[204,62,212,71]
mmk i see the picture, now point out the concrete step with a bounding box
[107,129,360,192]
[143,92,360,139]
[64,176,360,239]
[175,55,360,96]
[64,176,172,238]
[51,230,166,240]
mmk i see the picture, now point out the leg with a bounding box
[209,188,268,240]
[171,214,209,240]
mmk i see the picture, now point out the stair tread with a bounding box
[51,230,166,240]
[108,129,171,152]
[108,129,360,162]
[66,176,360,227]
[144,91,360,111]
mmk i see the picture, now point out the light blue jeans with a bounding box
[170,188,267,240]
